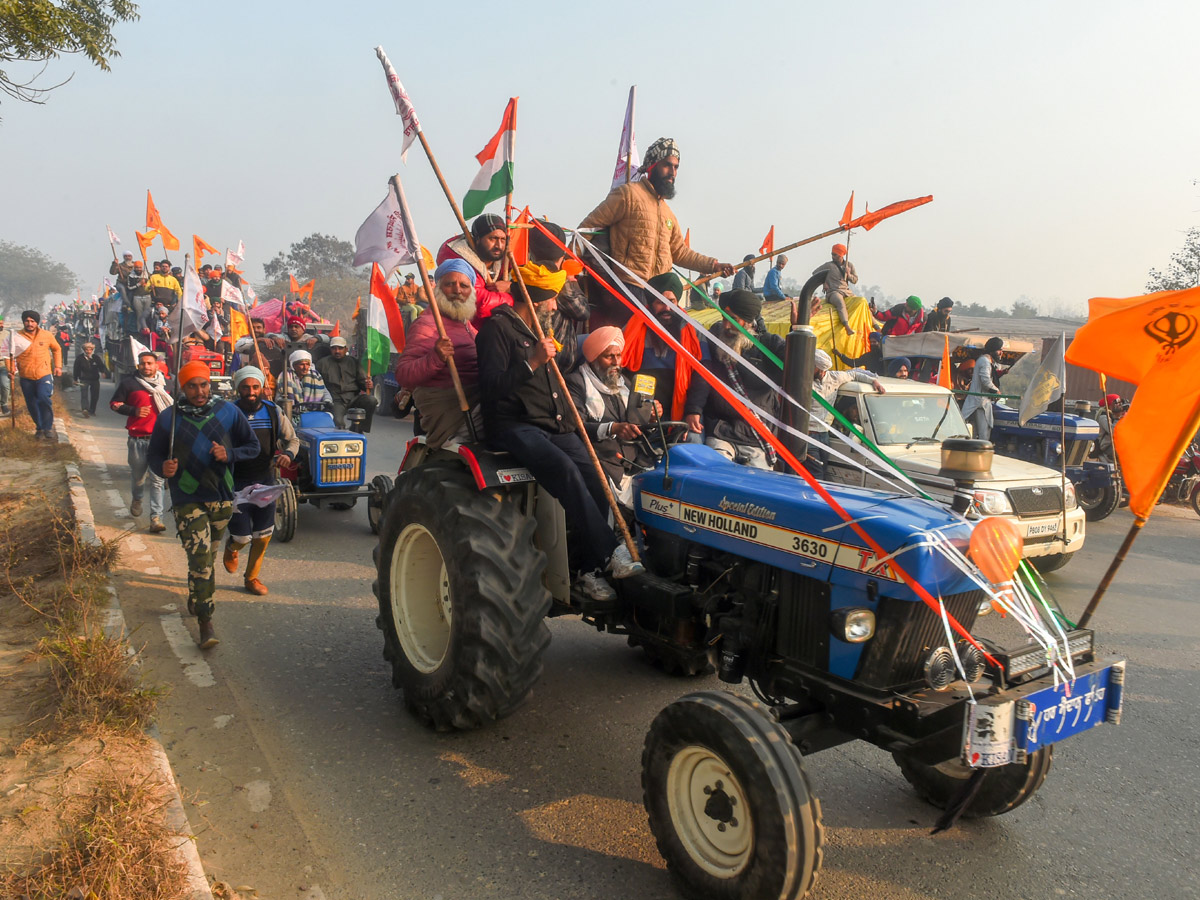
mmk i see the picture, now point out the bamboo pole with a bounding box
[1076,518,1145,628]
[694,225,846,287]
[501,98,518,281]
[508,250,639,562]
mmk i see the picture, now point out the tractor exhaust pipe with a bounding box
[780,325,816,468]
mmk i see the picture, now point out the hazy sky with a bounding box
[3,0,1197,315]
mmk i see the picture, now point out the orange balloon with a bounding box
[968,516,1024,585]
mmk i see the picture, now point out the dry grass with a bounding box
[1,771,189,900]
[0,389,77,463]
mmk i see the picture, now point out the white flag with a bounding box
[107,224,121,245]
[220,280,245,307]
[1018,334,1067,426]
[242,281,258,306]
[232,482,291,510]
[610,85,642,191]
[168,259,210,336]
[353,183,420,274]
[0,329,32,359]
[374,46,421,163]
[129,334,153,360]
[226,240,245,269]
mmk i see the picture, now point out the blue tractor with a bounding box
[374,422,1124,897]
[990,402,1120,521]
[273,403,393,542]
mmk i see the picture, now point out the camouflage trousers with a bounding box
[174,501,233,622]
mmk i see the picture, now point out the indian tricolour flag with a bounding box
[365,262,407,375]
[462,97,516,219]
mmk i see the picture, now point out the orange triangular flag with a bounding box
[158,224,180,252]
[938,334,952,389]
[352,295,362,319]
[193,234,219,264]
[331,320,341,337]
[510,207,531,267]
[839,191,855,229]
[684,228,691,248]
[759,226,774,257]
[847,195,933,232]
[288,274,301,294]
[146,191,164,231]
[296,279,315,299]
[136,229,158,252]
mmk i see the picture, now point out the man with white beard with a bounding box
[566,326,660,509]
[394,259,483,446]
[684,289,786,469]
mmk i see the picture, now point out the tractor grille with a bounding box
[1007,485,1063,517]
[320,458,362,484]
[775,571,831,668]
[855,590,984,690]
[1065,439,1091,467]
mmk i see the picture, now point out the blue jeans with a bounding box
[0,366,10,409]
[19,376,54,432]
[128,436,166,518]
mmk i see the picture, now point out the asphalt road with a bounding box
[68,379,1199,900]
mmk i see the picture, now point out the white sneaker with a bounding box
[579,571,617,603]
[608,543,645,579]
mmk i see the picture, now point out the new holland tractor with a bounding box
[371,346,1125,900]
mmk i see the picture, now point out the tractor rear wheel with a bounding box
[375,464,551,730]
[1078,482,1119,521]
[274,481,297,543]
[367,474,393,535]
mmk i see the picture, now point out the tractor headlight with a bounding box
[976,599,993,617]
[831,608,875,643]
[1064,481,1077,509]
[320,441,341,457]
[342,441,363,455]
[972,489,1012,516]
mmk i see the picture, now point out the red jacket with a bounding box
[877,303,926,337]
[436,237,512,325]
[394,308,479,390]
[110,375,160,437]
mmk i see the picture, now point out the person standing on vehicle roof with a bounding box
[580,137,734,327]
[394,259,483,447]
[476,280,644,604]
[317,336,378,431]
[222,366,299,596]
[684,289,786,469]
[148,360,260,649]
[812,244,858,334]
[960,337,1005,441]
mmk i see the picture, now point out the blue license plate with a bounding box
[1014,659,1125,755]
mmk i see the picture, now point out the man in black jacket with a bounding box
[73,341,108,416]
[477,285,642,603]
[316,336,378,430]
[685,289,785,469]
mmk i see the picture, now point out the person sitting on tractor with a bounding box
[273,316,330,371]
[275,350,331,407]
[1096,393,1127,461]
[683,289,786,469]
[620,271,703,427]
[223,366,300,596]
[476,280,644,604]
[317,336,379,431]
[394,259,483,447]
[566,326,660,509]
[435,213,513,325]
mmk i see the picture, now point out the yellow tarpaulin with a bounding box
[689,295,877,369]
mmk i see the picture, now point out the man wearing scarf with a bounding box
[477,282,643,604]
[148,361,260,649]
[435,213,513,325]
[222,366,299,596]
[522,220,589,375]
[580,137,733,328]
[394,259,483,447]
[566,327,658,509]
[275,350,332,407]
[110,350,173,532]
[621,271,702,424]
[684,289,786,470]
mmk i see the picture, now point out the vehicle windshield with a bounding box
[863,393,969,446]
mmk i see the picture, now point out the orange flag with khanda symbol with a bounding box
[1066,285,1200,519]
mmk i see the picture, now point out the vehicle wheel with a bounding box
[368,474,393,535]
[274,481,298,543]
[375,464,551,731]
[1030,552,1071,574]
[643,691,824,900]
[893,746,1053,818]
[1190,485,1200,518]
[1077,482,1119,521]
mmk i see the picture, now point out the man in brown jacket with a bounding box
[580,137,733,327]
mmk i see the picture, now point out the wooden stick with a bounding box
[508,251,639,562]
[694,225,845,287]
[500,98,518,281]
[1076,517,1145,628]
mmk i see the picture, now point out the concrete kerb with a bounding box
[58,411,215,900]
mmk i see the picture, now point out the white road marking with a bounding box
[158,615,215,688]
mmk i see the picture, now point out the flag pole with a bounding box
[1076,518,1145,628]
[167,254,191,462]
[508,250,640,563]
[107,227,120,266]
[500,97,518,281]
[694,225,846,287]
[1059,333,1067,546]
[389,176,477,441]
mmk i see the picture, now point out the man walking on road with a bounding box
[74,341,108,417]
[223,366,299,596]
[13,310,63,439]
[111,350,172,531]
[149,360,260,649]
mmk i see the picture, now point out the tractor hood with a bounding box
[633,444,979,597]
